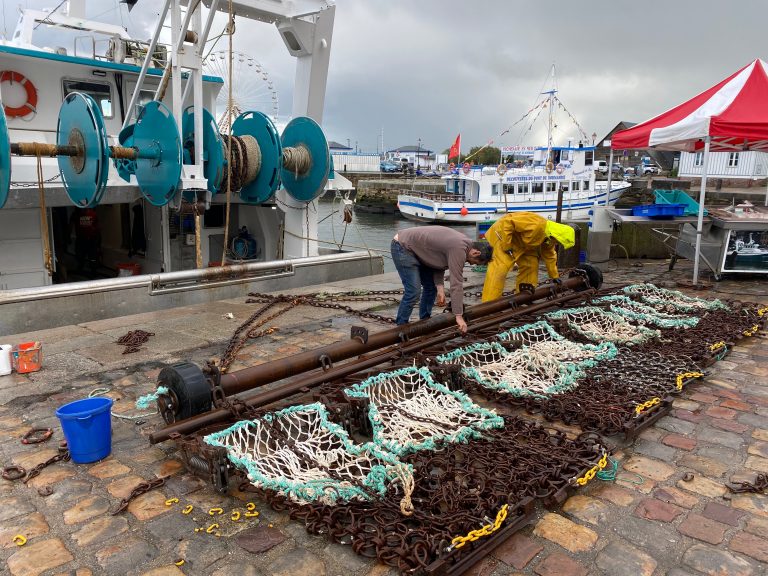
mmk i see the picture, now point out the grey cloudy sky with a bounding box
[10,0,768,153]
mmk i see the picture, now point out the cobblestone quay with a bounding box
[1,260,766,575]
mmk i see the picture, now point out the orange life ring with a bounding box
[0,71,37,118]
[545,161,554,174]
[555,164,564,174]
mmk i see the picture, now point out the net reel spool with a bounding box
[279,116,330,202]
[0,92,182,209]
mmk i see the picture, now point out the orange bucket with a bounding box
[12,342,43,373]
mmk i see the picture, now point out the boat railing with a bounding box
[401,190,467,202]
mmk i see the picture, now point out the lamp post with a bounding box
[417,138,421,171]
[592,132,597,146]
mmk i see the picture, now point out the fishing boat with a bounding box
[397,145,631,223]
[398,74,631,224]
[0,0,381,334]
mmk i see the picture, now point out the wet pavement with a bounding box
[0,258,766,576]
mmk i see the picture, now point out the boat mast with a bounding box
[544,64,556,167]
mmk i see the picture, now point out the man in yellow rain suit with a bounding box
[481,212,576,301]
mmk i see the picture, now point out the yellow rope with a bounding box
[450,504,508,550]
[36,153,53,276]
[388,464,414,516]
[194,206,202,269]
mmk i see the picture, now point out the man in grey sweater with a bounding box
[391,226,492,333]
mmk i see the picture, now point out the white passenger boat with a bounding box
[397,146,631,224]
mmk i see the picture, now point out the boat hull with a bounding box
[397,186,629,223]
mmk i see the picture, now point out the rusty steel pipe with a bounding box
[218,275,591,396]
[149,282,593,443]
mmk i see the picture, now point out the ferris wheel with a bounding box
[203,50,279,132]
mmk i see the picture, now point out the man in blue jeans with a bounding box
[391,227,492,333]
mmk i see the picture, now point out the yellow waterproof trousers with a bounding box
[482,234,541,301]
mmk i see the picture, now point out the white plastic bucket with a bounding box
[0,344,12,376]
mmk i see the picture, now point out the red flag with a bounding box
[448,134,461,160]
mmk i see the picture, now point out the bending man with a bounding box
[392,227,492,333]
[481,212,575,301]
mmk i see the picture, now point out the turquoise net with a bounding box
[344,366,503,456]
[594,295,700,328]
[204,402,410,506]
[622,283,728,312]
[545,306,660,344]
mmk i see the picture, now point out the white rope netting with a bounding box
[623,283,728,313]
[345,367,503,455]
[546,307,660,344]
[204,403,410,506]
[436,330,617,398]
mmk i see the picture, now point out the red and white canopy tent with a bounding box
[610,58,768,284]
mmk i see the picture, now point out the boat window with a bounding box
[583,180,590,191]
[491,184,499,196]
[584,151,593,165]
[562,182,570,192]
[63,79,113,117]
[516,183,528,194]
[545,182,557,193]
[502,184,514,195]
[573,181,581,192]
[532,183,543,194]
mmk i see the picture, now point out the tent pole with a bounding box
[605,147,614,206]
[765,169,768,207]
[692,136,711,285]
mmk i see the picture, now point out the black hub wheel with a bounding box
[158,362,211,423]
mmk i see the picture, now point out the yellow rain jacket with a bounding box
[481,212,572,301]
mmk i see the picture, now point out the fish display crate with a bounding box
[631,203,686,219]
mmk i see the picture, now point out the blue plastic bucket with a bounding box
[56,397,113,463]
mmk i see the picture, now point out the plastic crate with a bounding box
[654,189,707,216]
[631,203,686,219]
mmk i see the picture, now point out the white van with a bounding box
[594,160,608,174]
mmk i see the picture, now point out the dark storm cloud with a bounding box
[17,0,768,153]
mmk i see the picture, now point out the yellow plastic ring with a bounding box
[246,502,256,511]
[206,523,219,534]
[12,534,26,546]
[182,505,193,515]
[208,507,224,516]
[175,559,185,566]
[231,511,241,521]
[165,498,179,506]
[245,511,259,518]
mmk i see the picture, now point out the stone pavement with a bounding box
[0,259,766,576]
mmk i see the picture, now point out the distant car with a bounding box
[380,161,399,173]
[623,167,636,177]
[641,165,661,175]
[611,163,623,176]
